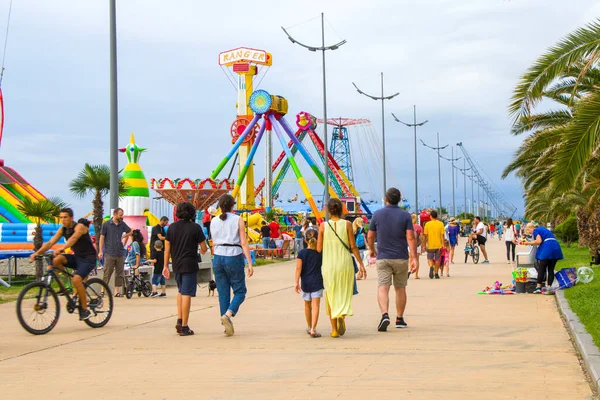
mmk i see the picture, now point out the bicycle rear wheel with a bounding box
[83,278,113,328]
[472,246,480,264]
[16,282,60,335]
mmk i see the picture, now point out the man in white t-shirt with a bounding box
[469,216,490,264]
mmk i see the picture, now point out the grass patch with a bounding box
[0,276,36,304]
[254,258,293,267]
[556,244,600,348]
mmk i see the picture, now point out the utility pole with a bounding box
[391,105,428,211]
[282,13,346,218]
[421,133,448,215]
[353,74,399,204]
[440,146,461,216]
[109,0,119,210]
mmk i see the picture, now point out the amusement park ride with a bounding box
[150,46,372,222]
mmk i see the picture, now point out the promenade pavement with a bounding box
[0,236,595,399]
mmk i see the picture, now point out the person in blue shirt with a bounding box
[293,223,304,254]
[523,223,563,293]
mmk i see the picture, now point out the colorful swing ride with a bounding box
[152,46,372,227]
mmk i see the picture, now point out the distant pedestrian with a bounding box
[368,188,417,331]
[294,227,323,338]
[318,198,366,337]
[504,218,517,264]
[150,216,168,247]
[163,202,209,337]
[411,213,423,279]
[293,222,304,254]
[423,210,445,279]
[352,217,367,260]
[210,194,254,337]
[148,240,166,298]
[99,208,133,297]
[260,220,271,249]
[447,217,460,264]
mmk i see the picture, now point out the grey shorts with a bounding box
[301,289,323,301]
[427,249,441,261]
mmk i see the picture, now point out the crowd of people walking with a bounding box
[27,187,562,338]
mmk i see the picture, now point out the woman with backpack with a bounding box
[352,217,367,256]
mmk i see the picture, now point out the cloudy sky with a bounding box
[2,0,599,218]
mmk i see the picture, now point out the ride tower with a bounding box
[218,47,272,209]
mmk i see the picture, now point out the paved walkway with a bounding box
[0,237,595,399]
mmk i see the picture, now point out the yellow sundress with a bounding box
[322,219,354,318]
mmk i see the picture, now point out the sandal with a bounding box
[337,318,346,336]
[115,293,123,298]
[306,328,311,335]
[330,331,339,338]
[310,331,322,338]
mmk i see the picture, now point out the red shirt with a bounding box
[269,221,281,238]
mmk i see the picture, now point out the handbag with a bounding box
[327,221,359,295]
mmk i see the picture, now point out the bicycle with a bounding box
[15,254,113,335]
[464,239,480,264]
[124,265,152,299]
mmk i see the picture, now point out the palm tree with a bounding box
[17,197,68,280]
[508,19,600,191]
[69,164,127,245]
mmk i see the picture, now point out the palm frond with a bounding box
[553,91,600,191]
[508,19,600,120]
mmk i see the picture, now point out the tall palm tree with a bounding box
[69,164,127,245]
[17,197,68,280]
[508,19,600,190]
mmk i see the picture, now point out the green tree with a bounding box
[69,164,127,245]
[554,215,579,247]
[505,20,600,250]
[17,197,68,280]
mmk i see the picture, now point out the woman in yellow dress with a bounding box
[318,198,367,338]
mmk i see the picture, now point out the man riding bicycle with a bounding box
[467,216,490,264]
[30,208,98,320]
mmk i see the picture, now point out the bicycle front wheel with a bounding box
[83,278,113,328]
[472,246,480,264]
[16,281,60,335]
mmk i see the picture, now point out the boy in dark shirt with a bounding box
[149,240,166,298]
[294,228,323,338]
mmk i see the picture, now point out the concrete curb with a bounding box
[556,289,600,394]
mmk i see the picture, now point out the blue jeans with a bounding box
[262,238,269,249]
[212,254,247,316]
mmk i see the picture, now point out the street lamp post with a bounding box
[282,13,346,218]
[456,158,471,218]
[391,105,428,212]
[109,0,119,211]
[440,146,461,217]
[352,73,399,204]
[421,133,448,215]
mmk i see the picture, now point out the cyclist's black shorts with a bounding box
[476,235,487,246]
[64,254,96,278]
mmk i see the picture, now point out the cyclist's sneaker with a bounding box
[481,260,490,264]
[464,246,472,251]
[179,326,194,336]
[533,287,542,294]
[89,298,102,309]
[79,308,92,321]
[429,267,434,279]
[151,292,159,298]
[158,293,167,298]
[378,314,390,332]
[434,274,440,279]
[396,317,408,329]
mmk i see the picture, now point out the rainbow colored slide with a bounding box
[0,161,46,223]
